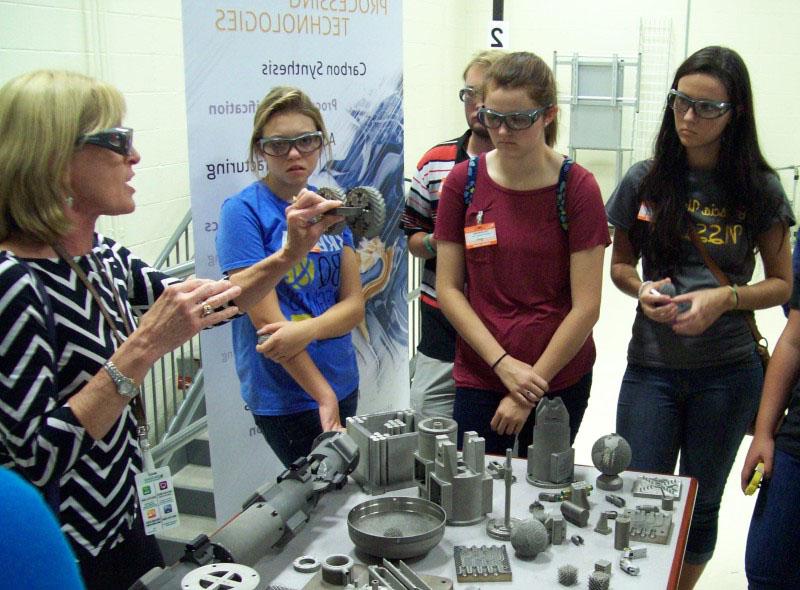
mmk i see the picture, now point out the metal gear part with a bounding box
[317,186,348,235]
[344,186,386,241]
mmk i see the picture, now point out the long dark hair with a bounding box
[630,46,782,275]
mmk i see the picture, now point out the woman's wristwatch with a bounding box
[104,360,138,399]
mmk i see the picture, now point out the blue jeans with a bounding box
[453,372,592,457]
[746,448,800,589]
[253,389,359,468]
[616,354,762,564]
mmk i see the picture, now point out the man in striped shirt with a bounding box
[401,50,504,419]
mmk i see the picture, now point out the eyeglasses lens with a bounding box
[459,87,476,103]
[260,132,323,156]
[668,91,729,119]
[80,127,133,156]
[478,108,547,130]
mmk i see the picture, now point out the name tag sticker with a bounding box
[135,466,180,535]
[465,223,497,249]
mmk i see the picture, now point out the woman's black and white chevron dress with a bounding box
[0,235,176,559]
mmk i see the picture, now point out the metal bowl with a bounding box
[347,496,446,559]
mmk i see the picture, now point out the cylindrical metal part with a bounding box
[615,515,632,550]
[560,501,590,527]
[417,417,457,460]
[503,449,513,529]
[321,554,354,586]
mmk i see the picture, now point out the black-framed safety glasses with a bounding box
[667,89,733,119]
[78,127,134,156]
[477,105,551,130]
[459,86,478,103]
[258,131,324,157]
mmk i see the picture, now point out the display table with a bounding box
[253,461,696,590]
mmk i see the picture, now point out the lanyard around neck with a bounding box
[52,242,147,429]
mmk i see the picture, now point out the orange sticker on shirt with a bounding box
[465,223,498,249]
[637,202,653,222]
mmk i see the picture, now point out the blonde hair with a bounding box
[248,86,330,175]
[462,49,507,81]
[484,52,559,147]
[0,70,125,244]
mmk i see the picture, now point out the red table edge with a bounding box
[667,475,699,590]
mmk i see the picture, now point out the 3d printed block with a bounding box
[624,506,673,545]
[453,545,512,582]
[526,398,574,488]
[426,432,492,525]
[347,410,418,495]
[632,475,682,501]
[557,565,578,586]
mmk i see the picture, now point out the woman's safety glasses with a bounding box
[258,131,324,157]
[477,105,551,131]
[667,89,733,119]
[78,127,134,156]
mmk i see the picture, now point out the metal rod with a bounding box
[503,448,512,529]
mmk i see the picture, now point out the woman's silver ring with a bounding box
[201,303,214,317]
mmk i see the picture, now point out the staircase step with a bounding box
[173,464,215,519]
[185,431,211,467]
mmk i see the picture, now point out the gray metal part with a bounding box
[344,186,386,240]
[347,411,418,495]
[347,496,446,559]
[212,500,305,565]
[367,559,433,590]
[527,397,575,487]
[321,555,354,586]
[560,501,590,527]
[453,545,512,582]
[614,515,632,550]
[426,433,491,525]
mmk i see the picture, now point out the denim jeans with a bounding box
[453,372,592,457]
[746,448,800,589]
[616,353,762,564]
[253,389,359,468]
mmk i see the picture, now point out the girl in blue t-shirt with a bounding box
[217,87,364,467]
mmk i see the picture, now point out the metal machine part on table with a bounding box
[347,496,446,559]
[591,433,632,491]
[526,397,575,488]
[413,416,458,497]
[632,475,683,500]
[486,449,520,540]
[300,561,453,590]
[131,432,359,589]
[347,409,418,495]
[180,563,260,590]
[624,506,673,544]
[426,430,493,525]
[453,545,512,583]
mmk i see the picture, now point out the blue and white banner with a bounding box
[181,0,406,521]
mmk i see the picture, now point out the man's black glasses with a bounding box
[477,106,551,130]
[667,89,733,119]
[78,127,134,156]
[258,131,324,157]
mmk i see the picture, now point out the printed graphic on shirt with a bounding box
[686,199,745,246]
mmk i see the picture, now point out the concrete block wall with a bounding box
[1,0,799,258]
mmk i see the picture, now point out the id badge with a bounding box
[465,223,497,249]
[135,466,180,535]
